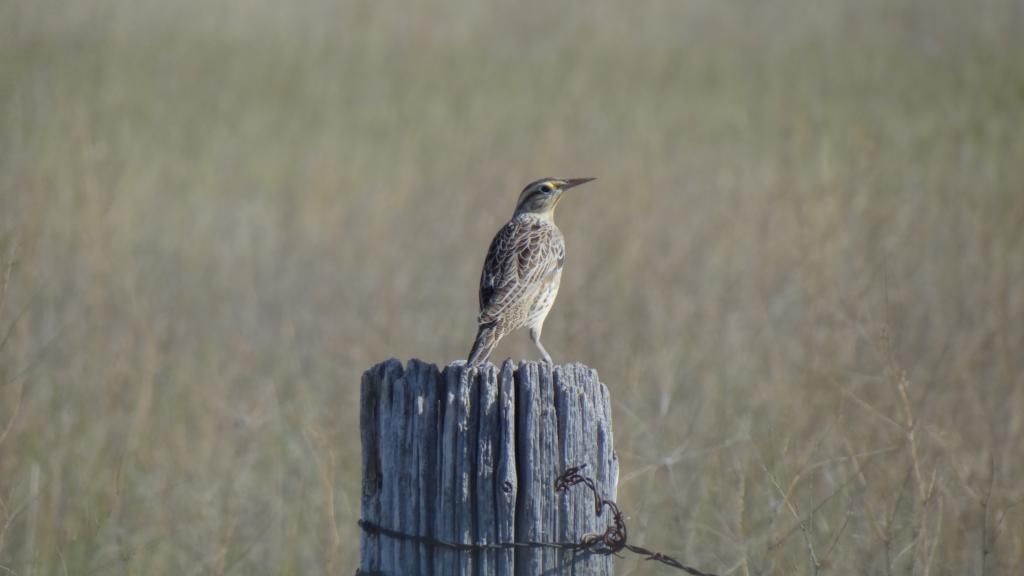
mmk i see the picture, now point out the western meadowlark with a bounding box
[467,177,595,366]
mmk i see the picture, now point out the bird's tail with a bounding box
[467,322,501,367]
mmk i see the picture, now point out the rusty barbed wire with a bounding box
[358,464,719,576]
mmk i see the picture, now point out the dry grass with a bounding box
[1,0,1023,573]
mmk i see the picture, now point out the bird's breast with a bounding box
[527,269,562,326]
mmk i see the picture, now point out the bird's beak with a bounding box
[560,177,596,190]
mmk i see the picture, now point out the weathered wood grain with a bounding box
[359,359,617,576]
[495,361,517,576]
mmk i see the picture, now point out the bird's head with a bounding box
[513,177,595,218]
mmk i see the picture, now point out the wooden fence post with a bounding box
[359,359,618,575]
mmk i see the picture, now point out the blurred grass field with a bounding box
[2,0,1023,573]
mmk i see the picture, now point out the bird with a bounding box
[466,176,595,366]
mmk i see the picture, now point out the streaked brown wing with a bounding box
[478,217,563,325]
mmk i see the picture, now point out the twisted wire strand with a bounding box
[359,464,719,576]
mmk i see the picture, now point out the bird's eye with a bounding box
[541,184,554,193]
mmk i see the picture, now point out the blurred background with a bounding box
[1,0,1023,573]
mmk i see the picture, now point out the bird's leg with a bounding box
[530,326,553,364]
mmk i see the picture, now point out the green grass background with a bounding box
[1,0,1023,573]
